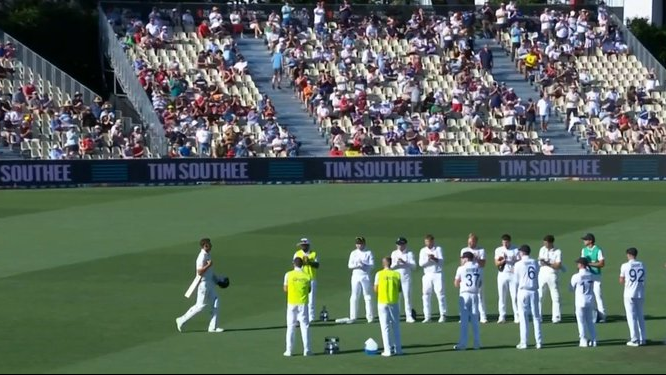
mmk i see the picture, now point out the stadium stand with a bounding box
[501,2,666,154]
[0,32,150,160]
[256,2,553,156]
[108,6,303,158]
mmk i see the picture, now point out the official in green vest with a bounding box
[580,233,606,323]
[293,238,319,322]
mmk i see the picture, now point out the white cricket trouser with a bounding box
[478,287,487,321]
[624,297,646,343]
[497,272,518,320]
[422,272,446,319]
[517,289,542,347]
[350,274,374,321]
[286,304,310,354]
[398,274,413,317]
[179,282,219,330]
[575,302,596,342]
[538,272,561,321]
[592,274,605,315]
[378,303,402,354]
[457,292,481,349]
[307,280,317,322]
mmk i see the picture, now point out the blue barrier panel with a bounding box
[2,155,666,188]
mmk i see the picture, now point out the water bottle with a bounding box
[320,306,329,322]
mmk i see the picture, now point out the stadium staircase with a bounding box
[484,38,585,155]
[236,38,330,156]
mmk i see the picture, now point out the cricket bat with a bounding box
[184,275,202,298]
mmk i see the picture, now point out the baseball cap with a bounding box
[297,238,309,245]
[355,236,366,244]
[395,237,408,245]
[581,233,595,242]
[576,257,590,266]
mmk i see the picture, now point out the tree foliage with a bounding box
[0,0,104,95]
[627,17,666,63]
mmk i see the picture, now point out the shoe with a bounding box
[283,351,292,357]
[208,328,224,333]
[176,317,184,332]
[626,341,639,347]
[438,316,446,323]
[303,351,313,356]
[497,318,506,324]
[473,345,481,350]
[579,339,588,347]
[536,343,542,349]
[513,319,520,324]
[367,318,374,323]
[552,319,561,324]
[453,345,466,351]
[480,318,488,324]
[589,340,597,347]
[516,344,527,349]
[406,318,416,323]
[422,318,431,323]
[381,352,392,357]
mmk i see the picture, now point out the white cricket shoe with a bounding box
[438,316,446,323]
[406,318,416,323]
[176,317,184,332]
[303,351,313,356]
[208,328,224,333]
[422,318,431,323]
[626,341,640,347]
[579,339,588,347]
[453,345,466,351]
[381,352,392,357]
[516,344,527,350]
[283,351,292,357]
[536,343,542,349]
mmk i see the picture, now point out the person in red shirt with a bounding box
[329,146,344,156]
[197,21,211,39]
[132,142,145,158]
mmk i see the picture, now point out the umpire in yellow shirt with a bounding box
[374,256,403,357]
[283,257,312,357]
[293,238,319,322]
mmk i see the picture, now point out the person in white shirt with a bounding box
[495,234,520,323]
[619,247,646,346]
[460,233,488,323]
[348,236,375,323]
[419,234,447,323]
[570,257,597,347]
[390,237,417,323]
[537,95,550,132]
[514,245,542,349]
[538,235,562,323]
[453,251,482,351]
[176,238,224,333]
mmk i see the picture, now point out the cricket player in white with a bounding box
[348,236,375,323]
[538,235,562,323]
[419,234,447,323]
[390,237,417,323]
[460,233,488,323]
[514,245,542,349]
[176,238,224,333]
[494,234,520,323]
[619,247,647,346]
[571,257,597,347]
[453,251,482,350]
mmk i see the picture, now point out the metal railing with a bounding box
[0,30,100,108]
[608,12,666,86]
[98,6,166,156]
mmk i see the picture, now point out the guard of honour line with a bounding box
[176,233,651,356]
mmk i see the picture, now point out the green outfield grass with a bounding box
[1,182,665,374]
